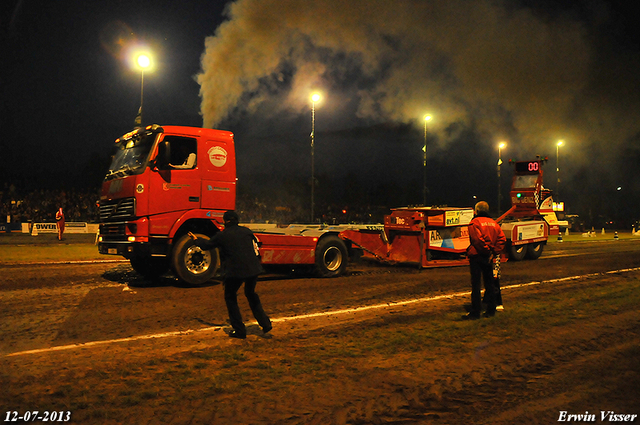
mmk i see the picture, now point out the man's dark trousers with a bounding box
[224,276,271,335]
[469,255,496,316]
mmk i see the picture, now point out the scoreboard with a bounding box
[514,160,542,174]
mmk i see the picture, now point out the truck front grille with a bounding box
[99,198,136,222]
[100,223,126,235]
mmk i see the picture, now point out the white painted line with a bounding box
[1,259,128,266]
[5,329,208,357]
[6,266,640,358]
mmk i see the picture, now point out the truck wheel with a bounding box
[315,236,348,277]
[171,233,220,285]
[509,243,527,261]
[526,242,544,259]
[130,257,170,280]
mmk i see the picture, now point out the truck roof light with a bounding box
[116,124,163,143]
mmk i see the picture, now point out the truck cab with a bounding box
[98,125,236,283]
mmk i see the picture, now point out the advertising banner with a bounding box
[429,226,470,250]
[22,223,92,234]
[516,223,545,241]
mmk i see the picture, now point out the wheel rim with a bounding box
[323,246,343,272]
[185,245,212,275]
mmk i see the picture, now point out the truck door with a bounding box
[201,136,236,211]
[148,135,201,234]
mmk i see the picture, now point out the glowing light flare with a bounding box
[126,44,155,73]
[311,93,321,103]
[424,114,432,122]
[137,54,151,69]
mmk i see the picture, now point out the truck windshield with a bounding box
[105,131,158,180]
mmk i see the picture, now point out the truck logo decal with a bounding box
[163,183,191,191]
[136,184,144,194]
[208,146,227,167]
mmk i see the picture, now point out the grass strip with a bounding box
[0,243,106,263]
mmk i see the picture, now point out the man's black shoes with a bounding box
[262,324,272,334]
[462,312,480,320]
[229,330,246,339]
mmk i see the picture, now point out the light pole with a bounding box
[423,114,432,206]
[135,53,151,127]
[498,142,506,214]
[556,140,564,200]
[310,93,321,222]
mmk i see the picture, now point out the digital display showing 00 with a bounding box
[515,161,541,173]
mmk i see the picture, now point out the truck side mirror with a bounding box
[154,141,171,169]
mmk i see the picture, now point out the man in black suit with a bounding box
[191,210,271,339]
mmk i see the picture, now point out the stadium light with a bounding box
[134,52,152,127]
[498,142,507,214]
[423,115,432,206]
[310,93,322,222]
[557,140,564,200]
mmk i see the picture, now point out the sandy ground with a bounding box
[1,240,640,424]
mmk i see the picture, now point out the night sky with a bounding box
[2,0,640,225]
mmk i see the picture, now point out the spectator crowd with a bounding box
[1,184,100,225]
[1,183,387,227]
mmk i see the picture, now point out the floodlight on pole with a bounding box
[310,93,321,222]
[557,140,564,200]
[423,114,432,206]
[134,53,152,127]
[498,142,507,214]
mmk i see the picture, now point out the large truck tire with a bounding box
[171,233,220,285]
[525,242,544,259]
[315,236,348,277]
[508,243,527,261]
[130,257,170,280]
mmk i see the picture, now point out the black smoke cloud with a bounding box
[196,0,640,222]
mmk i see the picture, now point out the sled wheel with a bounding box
[509,243,527,261]
[525,242,544,259]
[315,236,348,277]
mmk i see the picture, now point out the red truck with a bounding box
[98,125,552,283]
[98,125,357,284]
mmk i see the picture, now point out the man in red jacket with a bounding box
[464,201,506,319]
[55,208,65,241]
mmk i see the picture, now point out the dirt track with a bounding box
[1,239,640,424]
